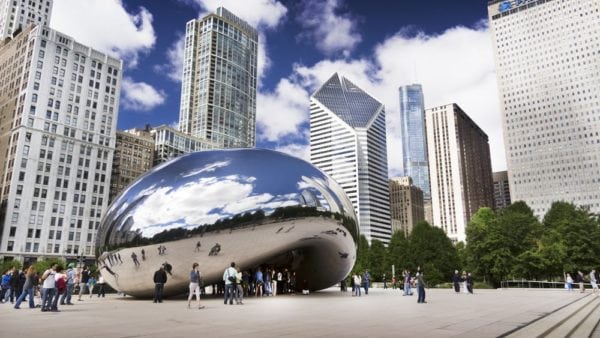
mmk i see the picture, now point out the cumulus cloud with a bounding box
[50,0,156,68]
[260,22,506,174]
[298,0,362,56]
[121,77,167,111]
[275,143,311,162]
[153,33,185,82]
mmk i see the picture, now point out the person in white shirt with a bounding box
[222,262,237,305]
[40,264,57,312]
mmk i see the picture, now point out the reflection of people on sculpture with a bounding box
[117,253,123,264]
[276,227,283,234]
[100,265,117,279]
[195,241,201,252]
[153,265,167,303]
[209,243,221,256]
[163,262,173,276]
[141,249,146,261]
[131,252,140,267]
[157,245,166,255]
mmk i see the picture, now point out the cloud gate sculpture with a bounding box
[96,149,358,297]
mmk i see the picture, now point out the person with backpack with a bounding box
[60,263,76,305]
[51,266,66,312]
[40,264,57,312]
[153,265,168,303]
[222,262,237,305]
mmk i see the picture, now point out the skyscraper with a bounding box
[399,84,430,201]
[310,73,392,244]
[0,25,122,262]
[493,171,511,210]
[389,176,424,238]
[488,0,600,216]
[0,0,53,40]
[179,7,258,149]
[426,103,494,242]
[109,128,155,203]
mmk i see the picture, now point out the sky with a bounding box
[49,0,505,176]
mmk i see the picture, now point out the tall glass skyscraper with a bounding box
[310,73,392,244]
[488,0,600,216]
[399,84,430,201]
[179,7,258,148]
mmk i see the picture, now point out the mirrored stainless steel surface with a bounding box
[96,149,358,297]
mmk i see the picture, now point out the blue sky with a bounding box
[49,0,505,175]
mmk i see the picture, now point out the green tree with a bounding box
[407,221,458,286]
[353,235,370,274]
[368,239,387,281]
[386,230,410,279]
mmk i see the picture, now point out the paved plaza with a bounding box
[0,287,596,337]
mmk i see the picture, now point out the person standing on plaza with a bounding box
[51,266,66,312]
[590,269,598,294]
[97,275,106,298]
[392,275,397,290]
[14,266,37,309]
[466,272,474,294]
[223,262,237,305]
[8,268,19,303]
[353,273,361,297]
[417,271,427,304]
[566,273,574,291]
[363,270,371,295]
[187,263,204,309]
[255,268,264,297]
[60,263,76,305]
[1,267,14,303]
[153,265,168,303]
[452,270,461,294]
[235,269,244,305]
[40,263,57,312]
[403,270,412,296]
[577,271,586,293]
[382,273,387,289]
[88,274,97,298]
[77,266,90,301]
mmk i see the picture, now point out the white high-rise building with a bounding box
[179,7,257,149]
[488,0,600,216]
[310,73,392,244]
[426,104,494,243]
[0,25,122,262]
[0,0,53,40]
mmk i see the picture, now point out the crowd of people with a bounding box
[564,270,598,293]
[0,263,107,312]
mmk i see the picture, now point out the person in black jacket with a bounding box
[153,266,168,303]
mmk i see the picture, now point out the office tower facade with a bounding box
[310,73,392,244]
[151,125,217,165]
[179,7,258,149]
[399,84,430,201]
[109,128,155,203]
[0,25,122,262]
[389,176,424,238]
[0,0,53,40]
[488,0,600,216]
[493,170,511,210]
[426,103,494,242]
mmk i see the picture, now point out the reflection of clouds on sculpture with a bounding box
[181,160,231,178]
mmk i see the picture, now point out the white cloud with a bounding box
[121,77,166,111]
[275,143,311,162]
[298,0,362,56]
[50,0,156,68]
[257,79,310,142]
[260,23,506,173]
[153,34,185,82]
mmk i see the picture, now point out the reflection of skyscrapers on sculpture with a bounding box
[179,7,258,149]
[488,0,600,216]
[96,149,358,298]
[310,73,392,244]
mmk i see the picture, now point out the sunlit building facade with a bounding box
[179,7,258,148]
[489,0,600,216]
[310,73,392,244]
[426,103,494,243]
[0,25,122,262]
